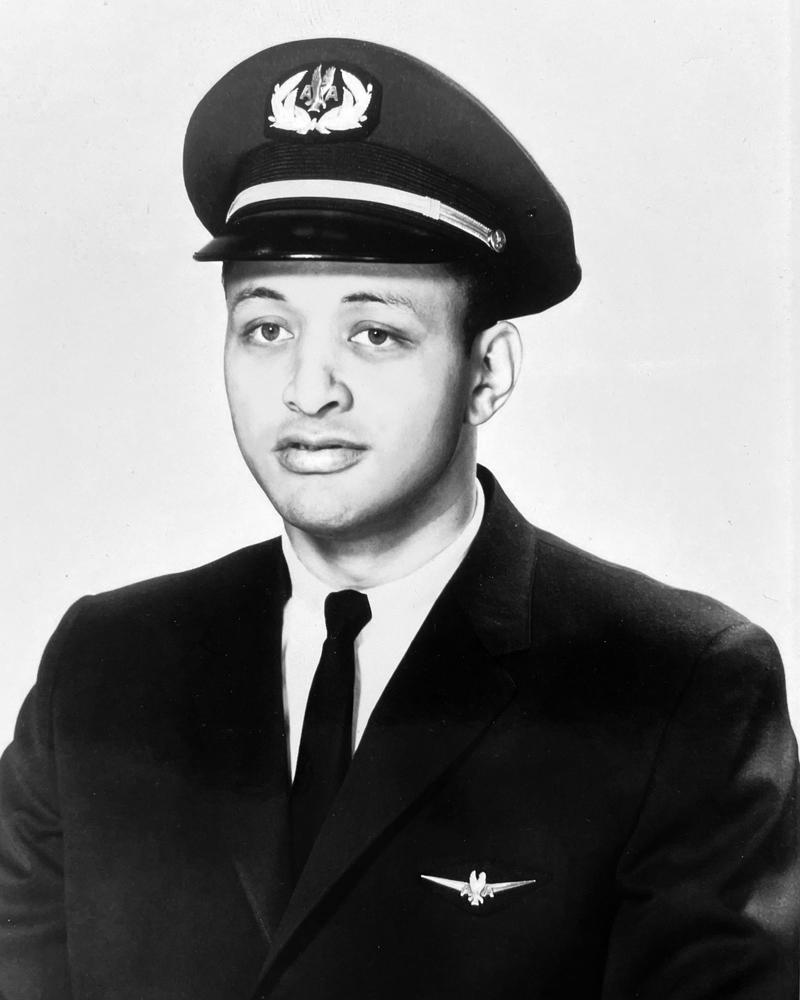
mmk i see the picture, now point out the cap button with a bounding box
[488,229,507,253]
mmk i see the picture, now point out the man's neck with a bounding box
[284,475,479,591]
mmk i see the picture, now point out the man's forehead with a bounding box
[224,259,464,311]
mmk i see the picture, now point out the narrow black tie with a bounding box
[290,589,372,877]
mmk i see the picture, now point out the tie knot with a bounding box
[324,590,372,643]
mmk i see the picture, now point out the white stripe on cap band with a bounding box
[226,179,504,251]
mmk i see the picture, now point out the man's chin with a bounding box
[253,457,462,544]
[260,480,377,541]
[280,507,364,540]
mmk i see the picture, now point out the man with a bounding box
[0,37,797,1000]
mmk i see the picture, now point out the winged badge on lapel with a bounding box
[421,870,537,907]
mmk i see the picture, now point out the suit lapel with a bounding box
[449,466,538,657]
[190,539,293,944]
[259,473,535,980]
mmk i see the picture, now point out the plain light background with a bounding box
[0,1,796,748]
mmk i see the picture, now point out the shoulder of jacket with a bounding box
[528,524,754,662]
[69,537,282,625]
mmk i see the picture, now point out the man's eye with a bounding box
[351,328,395,347]
[251,323,292,343]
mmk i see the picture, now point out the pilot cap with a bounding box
[184,38,580,318]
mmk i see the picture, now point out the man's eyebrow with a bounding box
[228,286,287,310]
[341,291,420,316]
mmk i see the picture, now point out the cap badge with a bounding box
[268,64,375,137]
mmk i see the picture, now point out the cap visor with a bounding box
[193,206,490,263]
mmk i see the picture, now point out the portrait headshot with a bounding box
[0,3,797,998]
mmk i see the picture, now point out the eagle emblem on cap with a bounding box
[269,65,374,136]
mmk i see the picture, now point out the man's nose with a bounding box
[282,340,353,416]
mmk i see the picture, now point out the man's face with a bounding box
[224,260,477,541]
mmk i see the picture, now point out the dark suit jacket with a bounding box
[0,470,797,999]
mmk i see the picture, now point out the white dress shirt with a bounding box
[281,482,485,777]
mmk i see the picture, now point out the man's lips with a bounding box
[275,436,365,451]
[274,436,367,474]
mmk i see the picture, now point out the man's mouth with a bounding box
[287,442,346,450]
[275,437,367,474]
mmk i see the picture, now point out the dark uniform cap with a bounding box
[184,38,580,318]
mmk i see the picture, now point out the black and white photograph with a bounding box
[0,2,797,997]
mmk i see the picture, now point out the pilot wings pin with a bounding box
[421,869,536,907]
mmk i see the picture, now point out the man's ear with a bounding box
[465,321,522,426]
